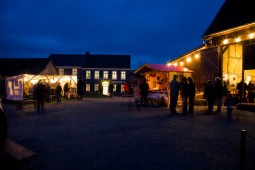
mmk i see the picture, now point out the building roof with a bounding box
[134,64,193,74]
[49,54,85,67]
[203,0,255,37]
[0,58,51,77]
[83,54,131,69]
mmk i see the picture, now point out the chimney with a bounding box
[85,51,90,56]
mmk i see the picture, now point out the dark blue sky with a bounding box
[0,0,224,69]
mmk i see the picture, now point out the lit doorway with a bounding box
[102,81,109,95]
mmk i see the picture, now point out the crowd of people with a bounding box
[169,75,196,115]
[18,75,255,115]
[168,74,255,115]
[32,79,85,112]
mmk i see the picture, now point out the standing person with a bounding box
[35,80,46,112]
[237,79,247,102]
[64,82,69,99]
[109,82,114,97]
[139,78,149,106]
[46,83,51,103]
[56,83,62,102]
[204,80,214,114]
[180,76,188,115]
[77,79,84,100]
[247,80,255,103]
[169,75,181,115]
[214,77,224,113]
[188,77,196,114]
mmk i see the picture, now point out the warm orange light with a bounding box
[180,62,184,66]
[195,54,199,59]
[235,37,241,42]
[167,63,172,66]
[249,33,255,39]
[184,68,187,72]
[223,39,229,44]
[173,63,177,66]
[186,57,191,63]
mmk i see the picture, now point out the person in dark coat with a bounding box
[109,83,114,97]
[247,81,255,103]
[204,80,215,114]
[34,81,46,112]
[188,77,196,114]
[237,79,248,102]
[77,79,84,100]
[214,77,224,113]
[56,83,62,102]
[139,78,149,106]
[169,75,181,115]
[180,76,188,115]
[64,83,69,99]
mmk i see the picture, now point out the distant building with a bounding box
[48,52,131,95]
[0,52,131,97]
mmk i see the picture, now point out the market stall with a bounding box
[134,64,194,107]
[6,74,77,101]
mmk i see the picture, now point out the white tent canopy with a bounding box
[6,74,77,101]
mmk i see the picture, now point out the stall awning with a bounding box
[134,64,193,74]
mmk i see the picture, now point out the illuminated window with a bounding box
[121,71,126,80]
[86,84,90,92]
[112,71,117,80]
[59,68,64,75]
[94,84,99,92]
[72,69,77,76]
[94,71,100,79]
[86,71,91,79]
[103,71,108,79]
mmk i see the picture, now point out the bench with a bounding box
[2,138,37,161]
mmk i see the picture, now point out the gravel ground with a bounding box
[1,97,255,170]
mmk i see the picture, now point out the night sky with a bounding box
[0,0,224,70]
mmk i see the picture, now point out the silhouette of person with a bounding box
[139,78,149,105]
[64,82,69,99]
[109,83,114,97]
[247,81,255,103]
[188,77,196,114]
[236,79,247,102]
[180,76,188,115]
[77,79,84,100]
[214,77,224,113]
[34,80,46,112]
[169,75,181,115]
[56,83,62,102]
[204,80,214,114]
